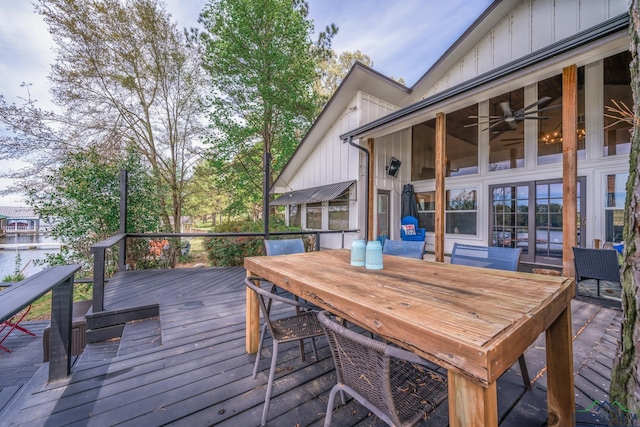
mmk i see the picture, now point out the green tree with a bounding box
[610,2,640,424]
[198,0,336,217]
[28,147,161,275]
[315,50,373,102]
[0,0,206,231]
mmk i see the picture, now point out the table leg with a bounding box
[448,372,498,427]
[245,272,260,354]
[546,306,575,427]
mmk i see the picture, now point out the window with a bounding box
[537,70,585,165]
[487,88,525,171]
[605,173,627,242]
[329,190,350,230]
[289,204,301,227]
[446,188,477,235]
[446,105,478,176]
[415,191,435,232]
[306,203,322,229]
[411,119,436,181]
[604,51,632,157]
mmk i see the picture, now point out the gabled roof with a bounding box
[271,62,409,192]
[0,206,38,219]
[340,12,629,142]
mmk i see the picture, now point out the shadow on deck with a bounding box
[0,267,624,426]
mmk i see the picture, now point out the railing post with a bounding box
[315,232,320,251]
[48,273,74,381]
[118,170,128,272]
[91,247,105,312]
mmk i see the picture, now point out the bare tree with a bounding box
[0,0,207,231]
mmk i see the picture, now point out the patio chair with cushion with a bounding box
[450,243,531,389]
[572,247,621,297]
[245,276,324,426]
[382,239,425,259]
[318,310,448,427]
[400,216,426,242]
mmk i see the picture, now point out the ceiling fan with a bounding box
[465,96,561,131]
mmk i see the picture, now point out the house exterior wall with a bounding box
[285,91,399,248]
[374,47,630,260]
[423,0,628,99]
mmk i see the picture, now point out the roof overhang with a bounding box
[271,63,409,193]
[340,12,630,143]
[271,180,355,206]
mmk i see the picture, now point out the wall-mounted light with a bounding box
[386,157,401,178]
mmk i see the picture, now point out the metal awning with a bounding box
[271,180,355,206]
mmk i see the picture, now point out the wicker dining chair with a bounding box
[318,310,448,427]
[245,276,324,426]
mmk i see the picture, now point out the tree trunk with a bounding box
[609,3,640,425]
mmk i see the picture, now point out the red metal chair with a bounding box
[0,305,36,352]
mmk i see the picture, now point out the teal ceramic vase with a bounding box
[365,240,383,270]
[350,239,366,266]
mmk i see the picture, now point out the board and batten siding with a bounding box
[285,91,398,248]
[424,0,628,99]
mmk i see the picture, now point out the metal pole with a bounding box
[264,152,271,240]
[118,170,128,272]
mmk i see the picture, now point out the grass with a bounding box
[23,283,93,321]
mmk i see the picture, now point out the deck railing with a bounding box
[0,265,81,380]
[90,230,358,312]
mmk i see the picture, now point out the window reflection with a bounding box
[446,105,478,177]
[604,51,632,157]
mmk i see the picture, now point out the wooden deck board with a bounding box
[0,267,624,426]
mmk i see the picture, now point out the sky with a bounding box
[0,0,493,205]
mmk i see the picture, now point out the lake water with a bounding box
[0,234,61,280]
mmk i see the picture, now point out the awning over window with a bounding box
[271,180,355,206]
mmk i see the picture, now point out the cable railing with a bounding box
[90,229,359,312]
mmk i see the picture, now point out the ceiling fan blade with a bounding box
[515,115,548,120]
[528,104,562,114]
[467,117,503,128]
[518,96,552,114]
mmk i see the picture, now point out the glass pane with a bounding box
[447,105,478,177]
[537,75,564,165]
[604,51,632,157]
[605,210,625,243]
[487,88,525,171]
[447,188,477,211]
[306,203,322,229]
[418,212,435,232]
[607,174,628,208]
[412,120,436,181]
[377,192,390,237]
[446,212,477,235]
[516,228,529,255]
[415,191,436,211]
[289,204,301,227]
[328,199,348,230]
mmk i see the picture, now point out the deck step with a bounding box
[117,316,162,357]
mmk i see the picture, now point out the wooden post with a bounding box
[562,65,578,277]
[546,306,575,426]
[448,373,498,427]
[245,272,260,354]
[435,113,446,262]
[367,138,375,241]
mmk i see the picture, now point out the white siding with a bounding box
[423,0,627,98]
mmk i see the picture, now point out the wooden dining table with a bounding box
[244,249,575,427]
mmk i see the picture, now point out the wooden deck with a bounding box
[0,267,623,426]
